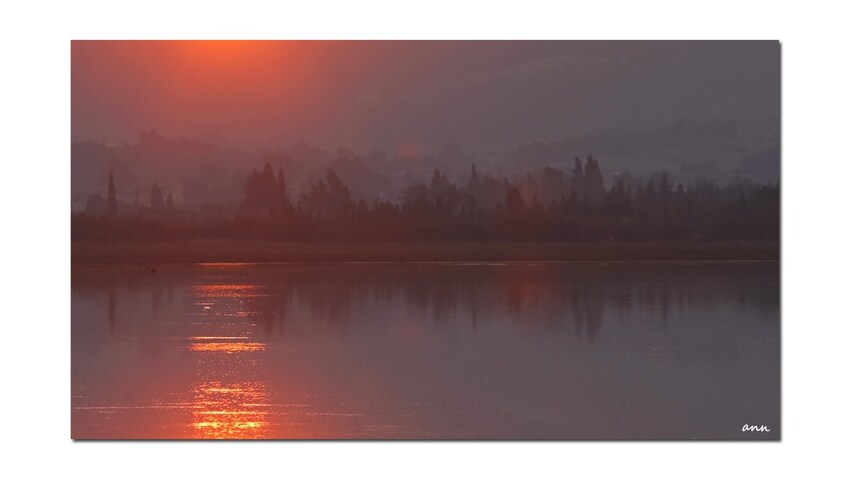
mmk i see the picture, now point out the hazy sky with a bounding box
[71,40,779,152]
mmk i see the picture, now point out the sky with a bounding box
[71,40,780,152]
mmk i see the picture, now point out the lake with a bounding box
[71,261,780,439]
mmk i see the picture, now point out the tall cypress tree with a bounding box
[571,157,585,201]
[584,155,606,203]
[107,171,117,215]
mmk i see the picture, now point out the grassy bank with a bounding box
[71,240,779,264]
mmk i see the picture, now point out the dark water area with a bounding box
[71,262,779,440]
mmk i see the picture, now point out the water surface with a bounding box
[71,262,780,439]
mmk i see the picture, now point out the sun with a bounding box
[165,40,299,96]
[179,40,279,65]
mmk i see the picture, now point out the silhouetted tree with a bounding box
[571,157,585,200]
[584,155,606,203]
[243,162,280,214]
[505,186,526,213]
[325,169,352,209]
[72,154,780,243]
[107,171,117,215]
[658,171,671,219]
[301,169,353,216]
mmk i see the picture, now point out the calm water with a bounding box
[71,262,779,440]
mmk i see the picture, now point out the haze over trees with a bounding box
[71,119,779,214]
[72,152,779,243]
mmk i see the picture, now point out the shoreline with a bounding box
[71,240,780,265]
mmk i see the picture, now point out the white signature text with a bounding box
[742,424,771,432]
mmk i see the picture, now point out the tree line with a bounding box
[72,155,779,242]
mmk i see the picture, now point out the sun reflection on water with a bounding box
[190,341,266,353]
[188,280,272,438]
[191,381,270,439]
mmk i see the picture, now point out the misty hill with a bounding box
[72,131,397,212]
[72,118,779,212]
[510,118,779,184]
[72,132,483,212]
[72,131,258,211]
